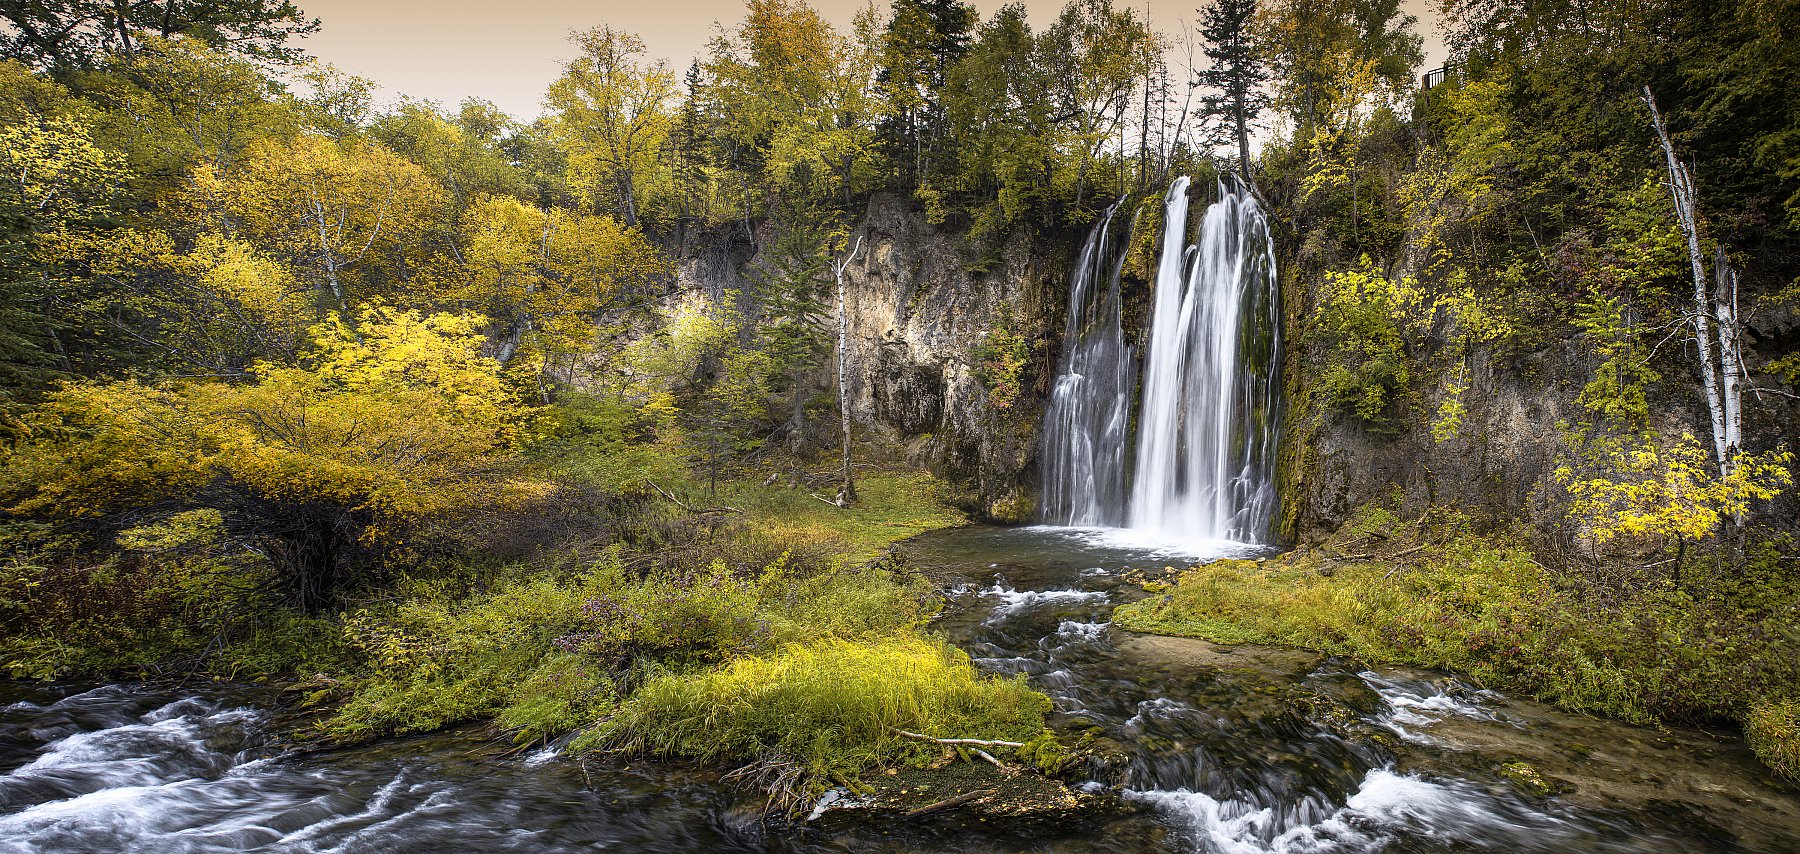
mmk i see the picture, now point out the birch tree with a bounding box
[833,234,863,506]
[546,26,678,228]
[1643,88,1742,479]
[195,134,441,308]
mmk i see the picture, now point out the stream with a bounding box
[2,525,1796,853]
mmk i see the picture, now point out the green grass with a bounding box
[717,473,966,563]
[321,542,938,744]
[585,635,1057,800]
[1113,507,1800,774]
[1747,700,1800,781]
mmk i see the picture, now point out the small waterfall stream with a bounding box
[1039,202,1135,528]
[1041,177,1281,546]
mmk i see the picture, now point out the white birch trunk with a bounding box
[833,235,864,507]
[1714,246,1743,463]
[1644,87,1732,476]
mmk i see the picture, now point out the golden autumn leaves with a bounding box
[4,307,552,550]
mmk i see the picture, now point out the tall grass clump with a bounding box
[587,635,1055,801]
[1747,700,1800,781]
[323,538,941,744]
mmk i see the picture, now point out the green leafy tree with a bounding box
[1,0,318,70]
[546,26,678,228]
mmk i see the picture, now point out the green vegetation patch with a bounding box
[1747,700,1800,782]
[585,634,1056,803]
[1113,507,1800,746]
[718,473,966,564]
[323,544,936,744]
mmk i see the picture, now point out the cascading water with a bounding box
[1041,176,1281,545]
[1039,202,1136,527]
[1129,176,1281,542]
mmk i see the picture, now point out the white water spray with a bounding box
[1039,202,1135,528]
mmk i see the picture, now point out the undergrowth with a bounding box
[321,537,935,743]
[1113,505,1800,776]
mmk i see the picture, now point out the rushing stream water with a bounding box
[3,527,1796,852]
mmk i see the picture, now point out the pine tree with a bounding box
[1196,0,1270,178]
[876,0,978,184]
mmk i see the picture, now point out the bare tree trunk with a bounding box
[1713,245,1743,460]
[1644,87,1735,477]
[833,235,864,507]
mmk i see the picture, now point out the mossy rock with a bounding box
[984,490,1036,525]
[1746,699,1800,781]
[808,757,1129,833]
[1497,761,1556,798]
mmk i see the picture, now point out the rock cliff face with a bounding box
[1273,235,1800,550]
[836,194,1071,519]
[668,192,1799,540]
[672,193,1077,521]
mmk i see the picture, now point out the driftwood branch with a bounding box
[905,788,995,818]
[892,729,1026,748]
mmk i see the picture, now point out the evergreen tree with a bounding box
[748,210,838,438]
[1195,0,1270,178]
[876,0,977,184]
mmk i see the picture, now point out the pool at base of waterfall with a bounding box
[3,526,1796,853]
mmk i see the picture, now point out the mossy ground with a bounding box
[717,472,967,564]
[1112,505,1800,778]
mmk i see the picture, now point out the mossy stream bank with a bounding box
[4,524,1798,852]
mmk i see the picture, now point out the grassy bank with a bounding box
[1112,505,1800,778]
[717,472,967,564]
[0,461,1058,803]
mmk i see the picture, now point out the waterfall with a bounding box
[1040,177,1281,545]
[1039,202,1135,527]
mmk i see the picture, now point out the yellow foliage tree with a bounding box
[428,195,667,391]
[546,26,678,227]
[1,307,542,609]
[1556,433,1793,571]
[192,134,442,308]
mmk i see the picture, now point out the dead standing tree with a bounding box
[832,234,864,507]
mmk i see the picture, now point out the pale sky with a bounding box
[297,0,1447,121]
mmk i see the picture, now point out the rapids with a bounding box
[3,527,1795,852]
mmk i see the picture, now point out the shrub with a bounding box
[0,518,278,679]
